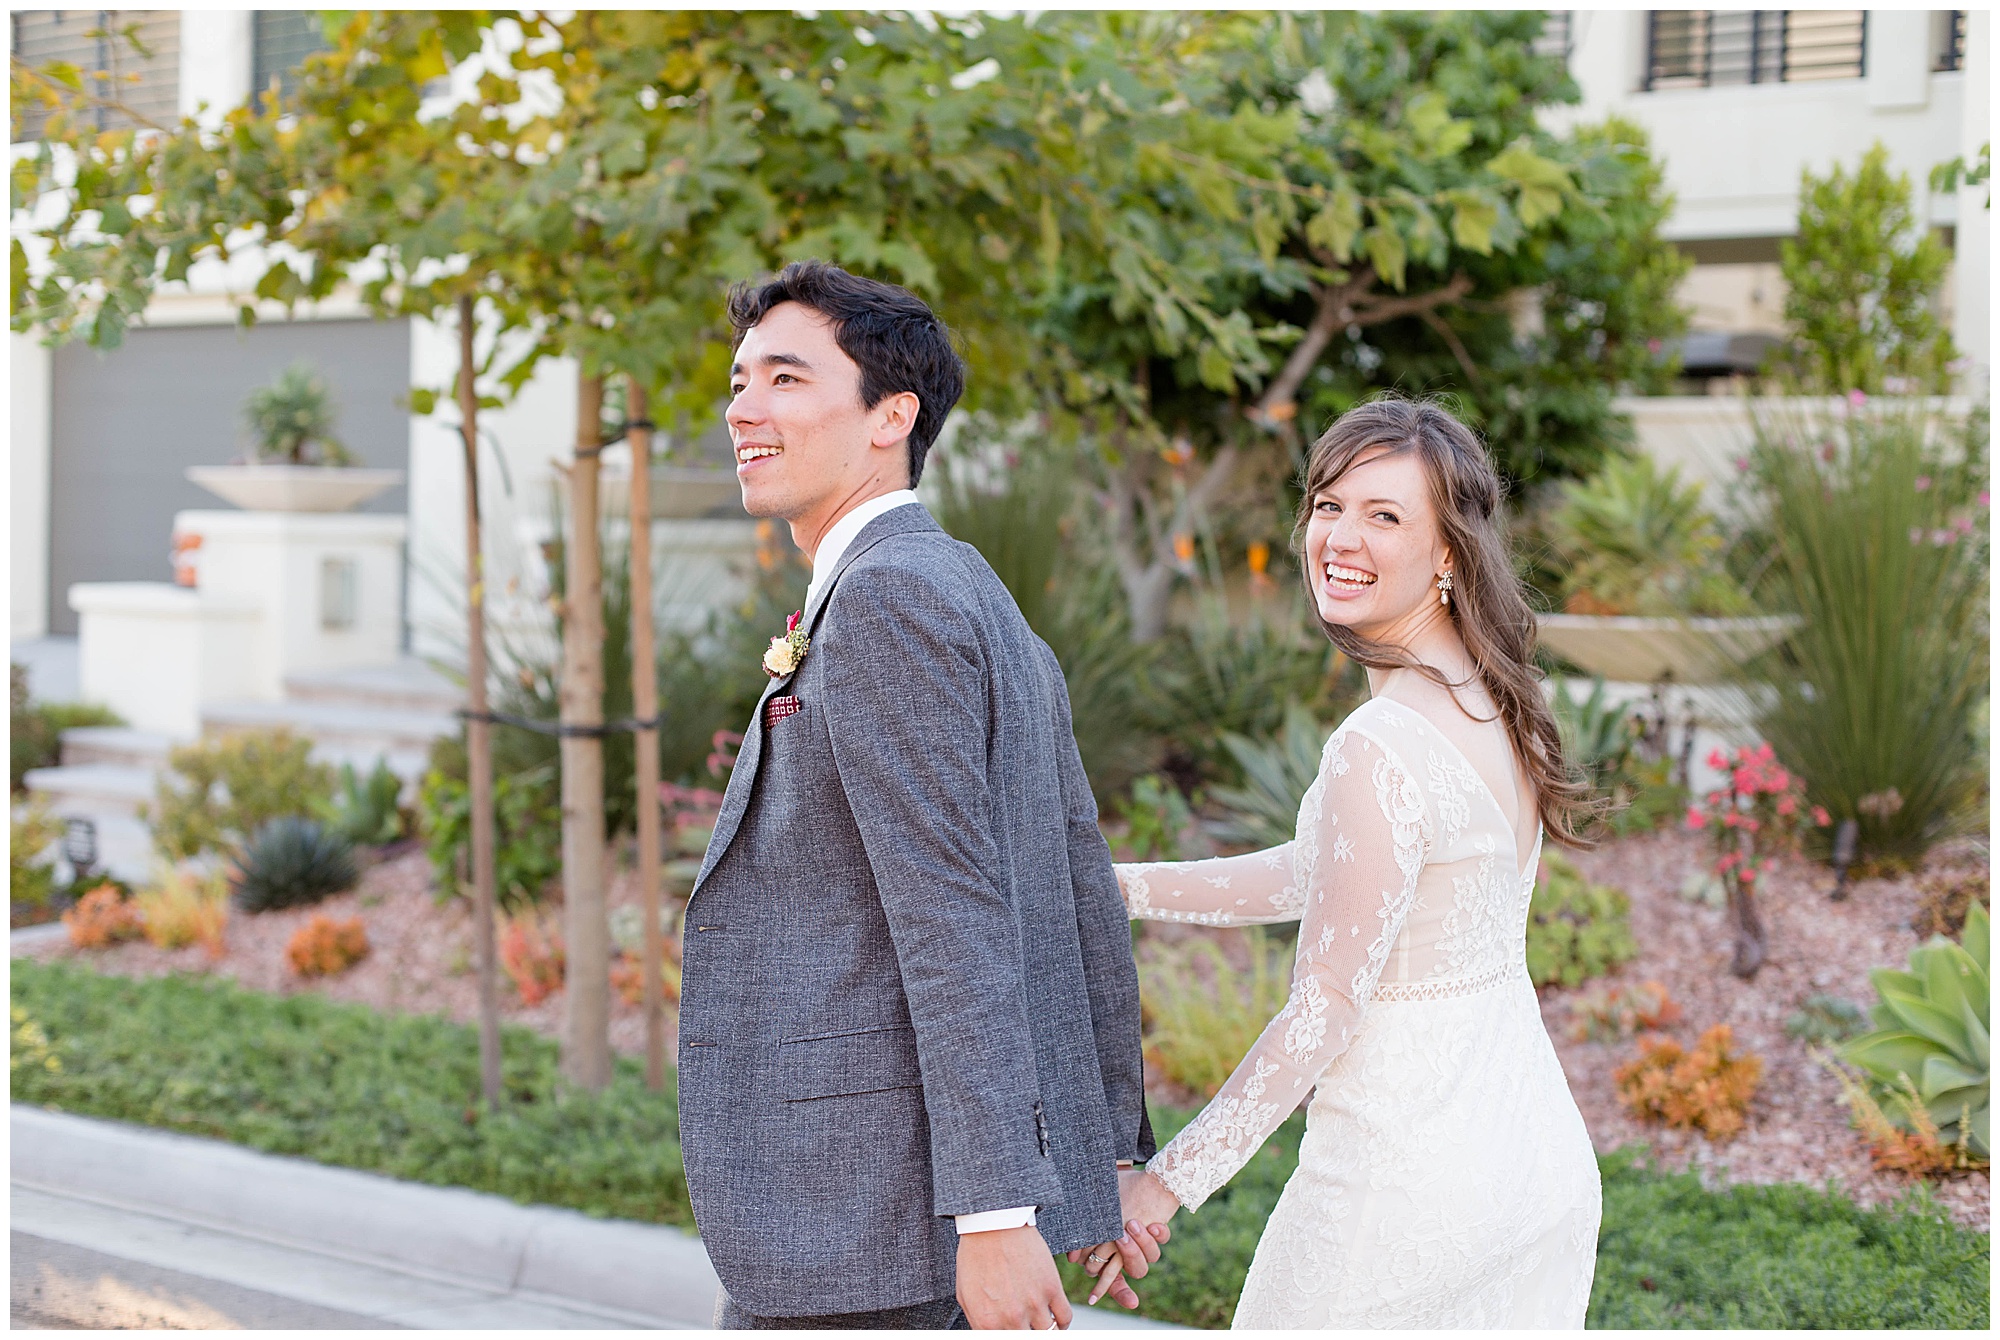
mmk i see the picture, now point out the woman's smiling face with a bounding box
[1302,446,1453,643]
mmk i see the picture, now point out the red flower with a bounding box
[1707,749,1728,771]
[1811,806,1831,826]
[1776,795,1797,817]
[1686,807,1708,829]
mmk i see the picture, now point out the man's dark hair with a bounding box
[726,260,966,485]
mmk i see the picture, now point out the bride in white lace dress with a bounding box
[1078,399,1602,1328]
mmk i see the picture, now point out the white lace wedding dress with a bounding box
[1118,681,1600,1328]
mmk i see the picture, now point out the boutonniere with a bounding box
[762,610,809,678]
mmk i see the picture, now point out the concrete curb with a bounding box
[11,1106,721,1327]
[11,1107,1181,1329]
[11,922,70,952]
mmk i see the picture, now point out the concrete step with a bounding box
[203,701,455,758]
[58,726,175,771]
[23,764,153,821]
[282,660,464,716]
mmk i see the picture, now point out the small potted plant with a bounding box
[1533,454,1796,683]
[187,362,403,512]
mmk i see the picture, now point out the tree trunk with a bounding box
[561,369,611,1090]
[458,295,503,1111]
[1123,564,1179,646]
[1728,872,1760,976]
[1101,444,1241,643]
[626,377,667,1091]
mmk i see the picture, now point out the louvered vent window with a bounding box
[11,10,179,140]
[1644,11,1866,90]
[1532,12,1574,62]
[251,10,330,105]
[1935,11,1967,72]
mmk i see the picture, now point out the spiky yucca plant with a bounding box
[231,818,359,913]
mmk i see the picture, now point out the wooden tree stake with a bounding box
[458,295,503,1111]
[627,378,667,1089]
[561,369,611,1089]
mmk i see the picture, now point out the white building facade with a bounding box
[10,9,1991,660]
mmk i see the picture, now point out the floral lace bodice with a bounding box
[1118,692,1546,1211]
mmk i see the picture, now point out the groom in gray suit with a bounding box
[679,260,1153,1329]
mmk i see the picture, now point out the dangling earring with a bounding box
[1436,571,1454,606]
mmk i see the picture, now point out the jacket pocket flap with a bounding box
[781,1025,921,1102]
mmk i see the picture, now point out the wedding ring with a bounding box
[1086,1252,1107,1266]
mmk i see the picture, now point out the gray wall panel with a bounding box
[47,317,411,634]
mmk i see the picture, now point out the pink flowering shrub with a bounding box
[1686,742,1829,977]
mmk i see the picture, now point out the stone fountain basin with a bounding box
[187,465,404,513]
[1535,613,1801,684]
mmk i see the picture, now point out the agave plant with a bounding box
[1207,703,1333,849]
[1840,901,1990,1158]
[1551,676,1636,793]
[325,759,405,847]
[231,817,360,913]
[1545,453,1747,616]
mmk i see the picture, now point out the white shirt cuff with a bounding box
[954,1205,1038,1234]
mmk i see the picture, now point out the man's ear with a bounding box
[869,391,921,453]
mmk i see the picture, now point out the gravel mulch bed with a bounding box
[1552,828,1989,1231]
[16,847,681,1061]
[21,830,1990,1230]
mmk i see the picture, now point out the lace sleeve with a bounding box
[1114,843,1302,926]
[1144,726,1431,1211]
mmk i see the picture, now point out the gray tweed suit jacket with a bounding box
[679,503,1152,1319]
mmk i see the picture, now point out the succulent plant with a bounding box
[1526,852,1639,989]
[1784,993,1867,1047]
[1840,901,1989,1158]
[242,361,354,466]
[231,818,359,914]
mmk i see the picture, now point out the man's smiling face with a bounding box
[727,301,912,529]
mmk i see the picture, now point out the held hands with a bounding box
[957,1224,1074,1330]
[1065,1169,1179,1308]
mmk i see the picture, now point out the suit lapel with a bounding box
[691,503,941,895]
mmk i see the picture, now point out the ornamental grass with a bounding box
[134,868,229,957]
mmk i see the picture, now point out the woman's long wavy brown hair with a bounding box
[1293,395,1601,847]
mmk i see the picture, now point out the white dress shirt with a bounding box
[803,488,1038,1237]
[804,489,922,611]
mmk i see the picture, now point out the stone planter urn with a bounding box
[1535,613,1801,684]
[187,464,403,514]
[592,465,743,520]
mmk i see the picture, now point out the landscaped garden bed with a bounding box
[15,817,1990,1328]
[12,954,1987,1330]
[1555,828,1990,1231]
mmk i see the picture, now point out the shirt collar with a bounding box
[805,489,922,609]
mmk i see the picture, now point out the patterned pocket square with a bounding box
[764,694,803,727]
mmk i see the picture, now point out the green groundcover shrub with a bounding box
[11,961,1988,1328]
[9,959,688,1227]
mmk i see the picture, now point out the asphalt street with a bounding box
[11,1231,398,1330]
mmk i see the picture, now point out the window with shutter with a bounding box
[11,10,179,140]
